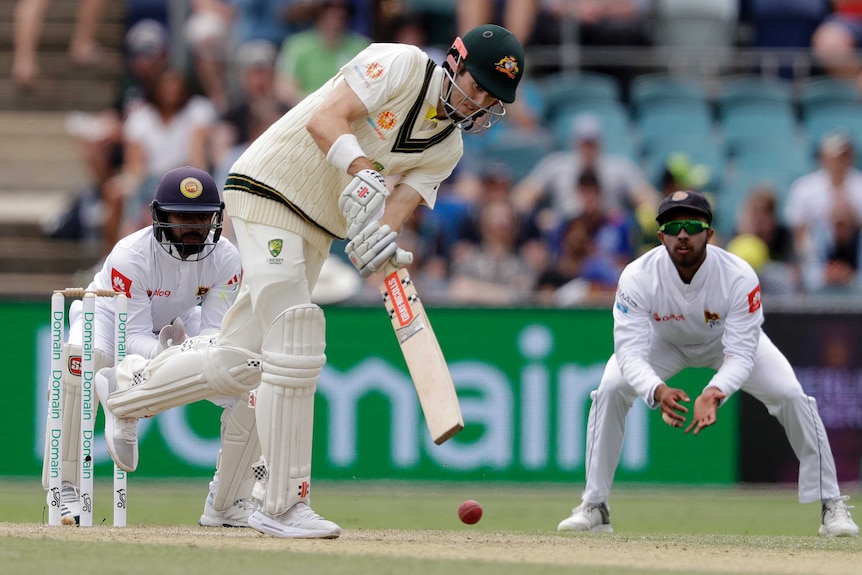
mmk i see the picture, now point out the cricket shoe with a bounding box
[819,496,860,537]
[198,493,256,527]
[46,481,81,525]
[248,502,341,539]
[94,367,139,472]
[557,501,613,533]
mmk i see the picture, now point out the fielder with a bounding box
[95,24,524,539]
[43,166,260,528]
[557,190,859,538]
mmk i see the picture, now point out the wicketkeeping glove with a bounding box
[157,317,186,353]
[339,169,388,239]
[345,221,413,277]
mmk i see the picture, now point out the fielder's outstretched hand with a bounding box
[339,169,388,239]
[654,383,690,428]
[685,387,727,435]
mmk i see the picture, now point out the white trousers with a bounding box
[582,332,840,504]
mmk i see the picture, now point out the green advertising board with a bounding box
[1,302,736,484]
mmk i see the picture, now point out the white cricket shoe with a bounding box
[198,493,256,527]
[46,481,81,525]
[819,496,860,537]
[95,367,139,472]
[557,502,613,533]
[249,502,341,539]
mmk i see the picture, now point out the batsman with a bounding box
[44,167,260,528]
[96,24,525,538]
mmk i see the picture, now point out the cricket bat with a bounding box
[379,265,464,444]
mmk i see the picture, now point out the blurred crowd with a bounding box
[18,0,862,305]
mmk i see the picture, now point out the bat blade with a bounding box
[380,267,464,444]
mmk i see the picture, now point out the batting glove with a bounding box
[157,317,186,353]
[345,221,413,277]
[339,169,388,239]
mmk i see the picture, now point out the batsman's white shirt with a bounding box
[225,43,463,257]
[67,227,242,362]
[613,244,762,407]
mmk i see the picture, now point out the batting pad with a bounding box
[107,335,262,419]
[211,393,261,511]
[42,344,106,488]
[258,304,326,515]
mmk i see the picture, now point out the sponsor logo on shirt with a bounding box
[111,268,132,298]
[365,116,388,141]
[377,110,397,131]
[704,310,721,328]
[653,312,685,322]
[147,289,172,298]
[365,62,385,80]
[267,238,283,264]
[748,285,762,313]
[616,288,637,309]
[227,274,241,291]
[615,302,628,314]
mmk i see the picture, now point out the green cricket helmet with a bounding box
[442,24,525,133]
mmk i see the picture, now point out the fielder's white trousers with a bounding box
[582,332,840,505]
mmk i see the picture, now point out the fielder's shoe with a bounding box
[95,368,139,472]
[819,496,860,537]
[557,502,613,533]
[46,481,81,525]
[198,493,256,527]
[249,502,341,539]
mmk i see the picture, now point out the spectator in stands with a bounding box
[801,198,862,294]
[184,0,236,113]
[728,185,800,296]
[54,19,171,246]
[232,0,300,48]
[102,67,218,249]
[448,197,537,305]
[380,11,446,64]
[535,214,622,307]
[513,113,660,236]
[274,0,370,107]
[454,163,547,275]
[812,1,862,80]
[210,40,288,186]
[457,0,540,46]
[12,0,105,88]
[785,130,862,259]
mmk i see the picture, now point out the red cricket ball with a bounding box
[458,499,483,524]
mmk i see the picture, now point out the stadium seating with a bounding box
[550,101,635,158]
[629,73,710,119]
[720,102,799,154]
[539,71,622,122]
[799,77,860,115]
[478,131,556,184]
[717,75,794,113]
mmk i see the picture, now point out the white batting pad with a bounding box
[211,393,261,511]
[107,335,261,419]
[258,304,326,515]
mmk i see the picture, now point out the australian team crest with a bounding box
[495,56,520,80]
[268,239,283,258]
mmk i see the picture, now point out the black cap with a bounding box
[153,166,223,212]
[459,24,524,103]
[656,190,713,224]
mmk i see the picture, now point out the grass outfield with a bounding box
[0,479,859,575]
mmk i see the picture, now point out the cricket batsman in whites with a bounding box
[97,24,525,538]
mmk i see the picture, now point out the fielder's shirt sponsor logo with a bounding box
[616,288,637,309]
[704,310,721,328]
[147,289,172,298]
[111,268,132,298]
[748,285,762,313]
[615,302,628,314]
[377,111,397,131]
[653,312,685,322]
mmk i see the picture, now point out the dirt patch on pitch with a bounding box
[1,523,859,575]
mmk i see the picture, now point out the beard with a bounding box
[668,240,708,272]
